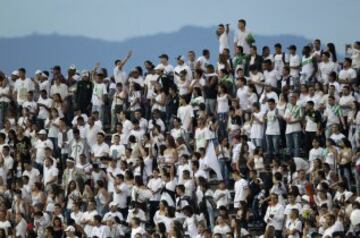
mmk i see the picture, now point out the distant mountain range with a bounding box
[0,25,313,75]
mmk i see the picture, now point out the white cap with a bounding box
[155,64,165,70]
[64,226,75,232]
[11,70,19,76]
[38,129,47,135]
[81,70,90,77]
[35,70,42,75]
[176,55,185,61]
[355,196,360,204]
[344,191,354,202]
[73,74,80,81]
[69,65,76,70]
[109,201,118,207]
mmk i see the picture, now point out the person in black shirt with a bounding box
[204,64,218,115]
[248,170,262,221]
[75,71,93,114]
[15,126,32,162]
[167,84,179,128]
[156,66,173,95]
[304,100,322,153]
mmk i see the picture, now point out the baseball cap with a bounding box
[38,129,47,135]
[176,55,185,61]
[155,64,165,71]
[159,54,169,60]
[11,70,19,76]
[66,157,75,164]
[35,70,43,75]
[81,70,90,77]
[64,226,75,232]
[69,65,76,70]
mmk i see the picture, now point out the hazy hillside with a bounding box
[0,26,312,74]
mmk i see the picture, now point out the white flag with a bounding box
[204,141,223,180]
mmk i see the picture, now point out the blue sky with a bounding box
[1,0,359,50]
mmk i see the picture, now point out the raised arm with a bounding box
[118,50,133,69]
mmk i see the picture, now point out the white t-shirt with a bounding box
[35,139,54,164]
[319,61,337,84]
[285,218,302,238]
[234,178,248,207]
[45,117,60,138]
[195,127,208,150]
[144,74,158,99]
[91,142,110,157]
[14,78,35,105]
[50,83,68,100]
[113,67,127,84]
[177,105,194,133]
[234,29,252,54]
[339,94,355,117]
[92,82,108,106]
[85,124,102,146]
[113,183,129,208]
[264,69,280,88]
[338,68,357,83]
[147,177,164,201]
[219,31,229,53]
[236,86,249,110]
[0,86,10,103]
[37,97,53,120]
[274,53,287,74]
[23,168,40,186]
[43,165,59,185]
[300,55,314,82]
[284,104,303,134]
[217,94,229,113]
[289,54,301,77]
[266,109,280,135]
[250,111,265,139]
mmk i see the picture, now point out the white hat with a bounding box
[350,209,360,226]
[176,55,185,61]
[73,74,80,81]
[38,129,47,135]
[355,196,360,204]
[64,226,75,232]
[35,70,43,75]
[11,70,19,76]
[69,65,76,70]
[81,70,90,77]
[109,201,118,207]
[344,191,354,202]
[155,64,165,71]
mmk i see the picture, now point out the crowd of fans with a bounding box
[0,19,359,238]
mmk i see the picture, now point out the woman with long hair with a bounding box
[338,138,353,189]
[348,101,360,149]
[327,42,338,63]
[217,83,231,141]
[163,135,178,166]
[95,179,110,216]
[65,180,82,222]
[52,216,64,238]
